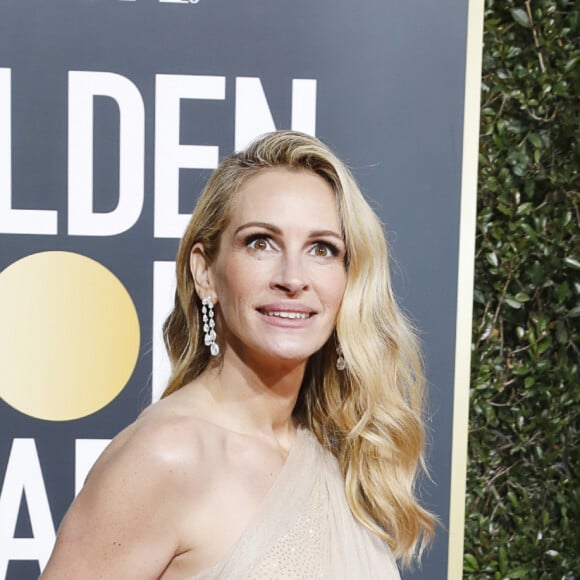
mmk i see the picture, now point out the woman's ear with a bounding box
[190,243,215,299]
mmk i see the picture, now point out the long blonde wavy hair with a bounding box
[162,130,435,566]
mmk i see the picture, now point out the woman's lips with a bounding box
[262,311,311,319]
[256,305,316,325]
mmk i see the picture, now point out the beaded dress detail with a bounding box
[190,428,400,580]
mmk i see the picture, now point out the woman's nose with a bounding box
[271,253,309,295]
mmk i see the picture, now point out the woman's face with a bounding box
[203,167,347,369]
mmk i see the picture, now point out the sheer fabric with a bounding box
[191,427,400,579]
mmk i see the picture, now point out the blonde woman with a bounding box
[42,131,435,579]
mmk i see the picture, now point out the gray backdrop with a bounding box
[0,1,469,578]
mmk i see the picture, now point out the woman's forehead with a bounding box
[227,167,340,229]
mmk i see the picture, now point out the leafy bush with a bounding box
[465,0,579,578]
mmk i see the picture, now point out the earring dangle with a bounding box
[336,344,346,371]
[202,297,220,356]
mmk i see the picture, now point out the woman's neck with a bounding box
[196,349,306,443]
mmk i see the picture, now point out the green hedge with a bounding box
[465,0,579,578]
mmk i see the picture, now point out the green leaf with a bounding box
[557,281,570,302]
[499,546,508,574]
[507,491,519,508]
[505,296,523,309]
[520,222,536,240]
[537,336,552,354]
[565,55,579,73]
[530,261,543,284]
[528,133,543,148]
[516,202,533,216]
[486,252,499,267]
[563,256,580,270]
[511,8,532,28]
[464,553,479,572]
[556,322,568,344]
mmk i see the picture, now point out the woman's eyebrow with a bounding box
[309,229,344,242]
[233,222,281,237]
[233,222,343,242]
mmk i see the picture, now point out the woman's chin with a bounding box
[223,334,328,371]
[233,345,313,370]
[259,350,311,368]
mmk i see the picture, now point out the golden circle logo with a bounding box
[0,251,140,421]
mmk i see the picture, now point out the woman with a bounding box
[42,130,435,579]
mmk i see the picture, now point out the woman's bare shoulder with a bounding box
[41,393,223,579]
[90,396,218,484]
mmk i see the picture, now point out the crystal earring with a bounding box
[336,344,346,371]
[202,296,219,356]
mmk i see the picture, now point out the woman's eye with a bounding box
[311,242,338,257]
[247,236,271,251]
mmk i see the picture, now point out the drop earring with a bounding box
[336,344,346,371]
[202,296,219,356]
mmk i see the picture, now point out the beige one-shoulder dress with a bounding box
[190,427,401,580]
